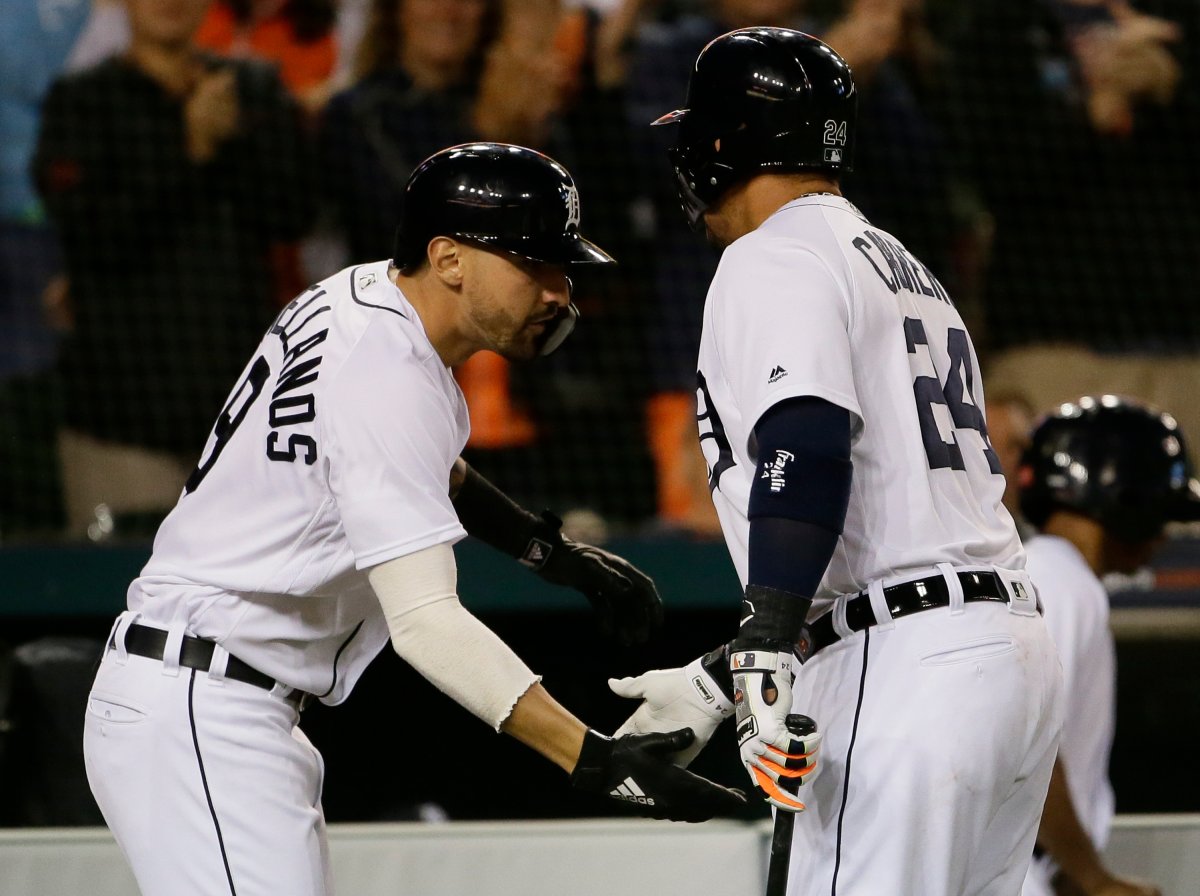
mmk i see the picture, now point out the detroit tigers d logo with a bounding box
[563,184,581,229]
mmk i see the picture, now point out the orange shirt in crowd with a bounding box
[196,1,335,96]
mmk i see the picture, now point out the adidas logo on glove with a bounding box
[609,777,655,806]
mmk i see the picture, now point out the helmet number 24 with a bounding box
[823,120,848,146]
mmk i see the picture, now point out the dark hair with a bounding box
[353,0,501,84]
[226,0,335,44]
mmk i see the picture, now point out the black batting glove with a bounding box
[570,728,747,823]
[524,512,664,646]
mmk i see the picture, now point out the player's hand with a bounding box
[730,646,820,813]
[531,512,664,646]
[184,67,240,163]
[609,655,734,767]
[569,728,746,822]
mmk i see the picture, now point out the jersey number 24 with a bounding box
[904,317,1001,474]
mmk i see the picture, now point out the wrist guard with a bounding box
[452,464,563,566]
[730,584,813,652]
[698,643,736,704]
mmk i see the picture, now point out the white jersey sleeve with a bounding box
[711,236,862,440]
[324,320,467,569]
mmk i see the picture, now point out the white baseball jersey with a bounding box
[695,194,1023,611]
[1022,534,1116,896]
[127,259,471,703]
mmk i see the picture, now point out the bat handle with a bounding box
[765,809,795,896]
[765,715,815,896]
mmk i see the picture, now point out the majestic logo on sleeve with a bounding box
[563,184,581,229]
[768,365,788,384]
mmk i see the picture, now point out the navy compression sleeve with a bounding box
[747,397,853,597]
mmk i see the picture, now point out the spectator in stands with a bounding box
[946,0,1200,354]
[195,0,338,113]
[0,0,131,535]
[320,0,657,522]
[34,0,315,539]
[625,0,968,535]
[1017,396,1185,896]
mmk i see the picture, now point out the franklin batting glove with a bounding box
[729,584,821,813]
[609,647,736,767]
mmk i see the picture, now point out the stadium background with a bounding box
[1,0,1198,828]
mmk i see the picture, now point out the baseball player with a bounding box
[1018,397,1196,896]
[608,29,1064,895]
[83,143,745,896]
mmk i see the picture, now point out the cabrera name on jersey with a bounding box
[695,195,1022,605]
[127,261,470,701]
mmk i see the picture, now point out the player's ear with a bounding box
[428,237,464,288]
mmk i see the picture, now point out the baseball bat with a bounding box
[764,715,817,896]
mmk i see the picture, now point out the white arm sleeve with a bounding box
[368,543,540,731]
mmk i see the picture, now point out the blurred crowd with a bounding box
[2,0,1199,542]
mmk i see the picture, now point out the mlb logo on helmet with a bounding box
[824,148,842,163]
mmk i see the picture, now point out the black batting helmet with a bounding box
[652,28,857,226]
[1019,396,1200,543]
[392,142,614,271]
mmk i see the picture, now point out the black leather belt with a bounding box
[115,623,312,709]
[800,571,1011,659]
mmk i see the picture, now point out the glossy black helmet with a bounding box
[392,142,614,271]
[652,28,857,226]
[1019,395,1200,542]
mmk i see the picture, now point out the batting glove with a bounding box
[609,649,735,767]
[529,512,664,646]
[570,728,746,823]
[729,584,820,813]
[731,648,821,812]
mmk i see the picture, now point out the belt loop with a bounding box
[111,611,138,665]
[270,682,295,702]
[832,593,855,640]
[938,563,965,616]
[866,579,894,633]
[1003,569,1039,617]
[207,643,230,685]
[161,623,186,677]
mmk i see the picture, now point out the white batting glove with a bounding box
[609,655,735,767]
[731,646,821,813]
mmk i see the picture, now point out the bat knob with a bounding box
[785,714,817,736]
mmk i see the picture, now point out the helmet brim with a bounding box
[458,232,616,265]
[558,233,616,265]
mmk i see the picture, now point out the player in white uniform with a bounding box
[607,30,1063,895]
[82,143,745,896]
[1016,397,1197,896]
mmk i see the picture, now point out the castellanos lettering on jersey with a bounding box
[266,289,332,465]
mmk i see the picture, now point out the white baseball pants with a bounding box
[84,614,332,896]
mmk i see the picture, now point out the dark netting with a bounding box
[3,0,1199,543]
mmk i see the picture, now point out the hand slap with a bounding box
[570,729,747,822]
[609,654,734,767]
